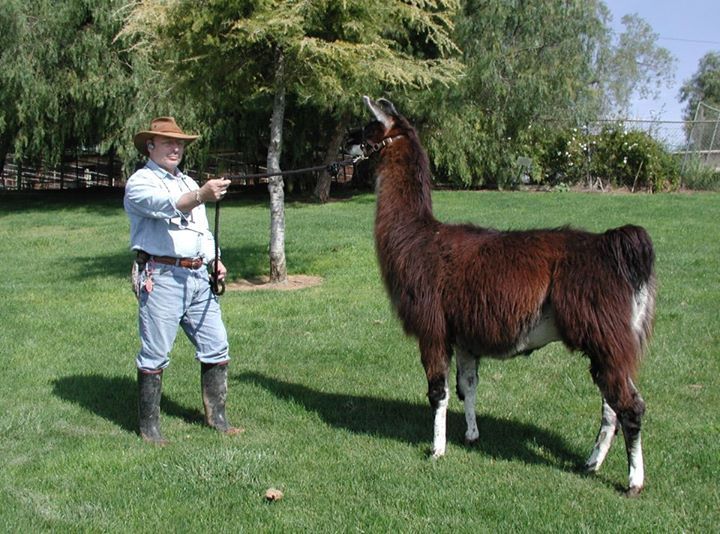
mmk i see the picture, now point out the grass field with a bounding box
[1,189,718,532]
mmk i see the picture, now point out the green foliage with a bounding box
[423,0,609,187]
[0,1,682,192]
[681,155,720,191]
[117,0,463,172]
[421,1,675,188]
[597,14,676,114]
[538,126,680,191]
[0,0,134,167]
[680,51,720,121]
[1,192,719,530]
[592,127,680,191]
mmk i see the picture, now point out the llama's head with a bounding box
[342,97,396,159]
[360,96,412,157]
[363,96,399,130]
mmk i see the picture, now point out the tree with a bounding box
[598,13,676,116]
[680,51,720,121]
[422,0,610,187]
[122,0,462,282]
[420,0,675,187]
[0,0,135,173]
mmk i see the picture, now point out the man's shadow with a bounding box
[52,374,204,433]
[236,372,585,471]
[52,372,586,472]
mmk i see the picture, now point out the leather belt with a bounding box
[137,251,204,269]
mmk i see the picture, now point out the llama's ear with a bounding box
[363,96,394,129]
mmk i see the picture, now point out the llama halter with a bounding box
[362,134,405,158]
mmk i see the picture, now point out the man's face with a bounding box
[148,136,185,173]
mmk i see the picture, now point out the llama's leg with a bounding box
[584,397,620,472]
[455,348,479,445]
[430,377,450,458]
[619,379,645,497]
[593,366,646,496]
[421,339,451,458]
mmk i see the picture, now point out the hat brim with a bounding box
[133,131,200,157]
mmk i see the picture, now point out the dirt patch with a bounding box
[225,274,323,292]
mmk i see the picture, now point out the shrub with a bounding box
[591,127,680,191]
[681,156,720,191]
[536,126,680,191]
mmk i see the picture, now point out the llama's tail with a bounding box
[603,224,656,353]
[603,225,655,292]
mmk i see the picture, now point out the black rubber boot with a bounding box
[201,362,242,435]
[138,370,169,446]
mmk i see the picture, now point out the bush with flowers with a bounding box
[536,126,680,191]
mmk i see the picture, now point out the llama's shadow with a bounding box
[52,374,204,433]
[236,372,585,470]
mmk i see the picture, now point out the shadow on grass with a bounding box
[0,188,126,215]
[51,374,204,434]
[66,243,270,282]
[236,371,585,471]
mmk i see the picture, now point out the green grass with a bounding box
[1,189,718,532]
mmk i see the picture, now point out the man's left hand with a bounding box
[213,259,228,281]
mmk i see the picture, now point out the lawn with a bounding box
[1,189,718,532]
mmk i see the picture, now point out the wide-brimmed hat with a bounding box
[133,117,200,156]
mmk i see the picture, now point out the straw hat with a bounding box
[133,117,200,156]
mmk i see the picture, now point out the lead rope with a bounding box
[209,152,370,296]
[210,200,225,296]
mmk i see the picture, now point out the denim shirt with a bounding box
[124,160,216,260]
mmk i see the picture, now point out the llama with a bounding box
[361,96,655,496]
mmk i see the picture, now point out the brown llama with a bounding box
[361,96,655,496]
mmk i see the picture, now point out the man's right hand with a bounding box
[200,179,231,202]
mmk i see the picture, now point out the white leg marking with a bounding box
[632,284,650,336]
[585,398,619,472]
[456,349,479,443]
[627,434,644,491]
[432,384,449,458]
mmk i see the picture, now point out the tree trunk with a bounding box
[313,118,348,203]
[267,49,288,284]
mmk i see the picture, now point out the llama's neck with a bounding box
[375,138,435,226]
[373,139,437,297]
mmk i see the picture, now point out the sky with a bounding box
[604,0,720,122]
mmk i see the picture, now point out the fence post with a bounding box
[707,116,719,165]
[682,104,702,175]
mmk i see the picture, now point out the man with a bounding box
[124,116,240,445]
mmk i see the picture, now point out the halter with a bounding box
[362,134,405,158]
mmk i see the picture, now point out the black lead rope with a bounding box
[210,200,225,296]
[222,156,365,182]
[209,153,369,296]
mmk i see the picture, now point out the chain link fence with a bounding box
[680,102,720,171]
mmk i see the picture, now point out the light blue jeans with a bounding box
[136,263,229,372]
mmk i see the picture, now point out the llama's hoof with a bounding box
[464,437,479,447]
[583,461,598,473]
[430,448,446,459]
[624,485,643,498]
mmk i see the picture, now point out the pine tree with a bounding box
[121,0,462,282]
